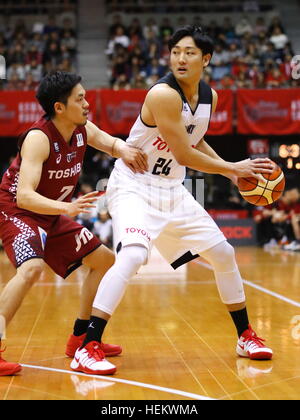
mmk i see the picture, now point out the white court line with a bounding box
[195,260,300,308]
[20,364,215,401]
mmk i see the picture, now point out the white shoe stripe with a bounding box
[237,339,272,355]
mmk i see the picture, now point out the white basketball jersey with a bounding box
[115,72,212,185]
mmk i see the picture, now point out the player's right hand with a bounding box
[65,191,99,217]
[119,144,148,174]
[233,158,274,182]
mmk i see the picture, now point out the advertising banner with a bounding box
[1,89,300,137]
[207,89,234,135]
[0,90,98,137]
[237,89,300,135]
[215,218,257,246]
[99,89,147,135]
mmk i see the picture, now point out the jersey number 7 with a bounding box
[57,185,74,201]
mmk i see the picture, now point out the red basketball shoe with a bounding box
[0,345,22,376]
[236,325,273,360]
[65,333,122,358]
[70,341,116,375]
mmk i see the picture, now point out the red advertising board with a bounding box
[0,91,43,137]
[0,90,98,137]
[99,89,147,135]
[207,89,234,135]
[237,89,300,135]
[1,88,300,137]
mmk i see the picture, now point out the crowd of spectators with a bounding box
[1,9,298,91]
[0,10,77,91]
[107,14,300,90]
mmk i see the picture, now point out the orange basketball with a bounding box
[237,161,285,206]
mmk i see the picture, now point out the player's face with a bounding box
[170,36,211,83]
[63,83,90,126]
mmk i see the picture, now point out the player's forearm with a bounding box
[95,130,125,158]
[196,140,224,161]
[180,147,234,177]
[196,140,237,184]
[17,190,68,215]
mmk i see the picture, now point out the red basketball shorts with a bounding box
[0,208,101,278]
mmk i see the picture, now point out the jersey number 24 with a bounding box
[152,158,173,176]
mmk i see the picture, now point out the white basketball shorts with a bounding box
[106,167,226,269]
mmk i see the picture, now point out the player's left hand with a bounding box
[120,144,148,174]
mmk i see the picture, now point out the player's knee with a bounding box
[124,245,147,266]
[117,245,148,270]
[219,242,236,263]
[203,241,236,272]
[18,259,44,286]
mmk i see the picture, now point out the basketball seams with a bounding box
[238,177,259,188]
[238,162,285,206]
[271,176,285,203]
[238,186,284,193]
[239,174,285,193]
[255,195,268,206]
[253,195,262,206]
[252,175,270,205]
[260,175,270,203]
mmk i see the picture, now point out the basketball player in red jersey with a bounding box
[0,71,148,376]
[70,26,275,376]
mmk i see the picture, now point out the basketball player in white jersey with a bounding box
[71,26,274,375]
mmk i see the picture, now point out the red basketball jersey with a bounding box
[0,116,87,209]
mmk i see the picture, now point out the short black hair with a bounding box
[36,71,82,118]
[168,25,214,56]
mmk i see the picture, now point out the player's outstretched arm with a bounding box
[86,120,148,173]
[16,131,98,216]
[146,86,274,181]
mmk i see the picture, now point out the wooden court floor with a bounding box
[0,245,300,400]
